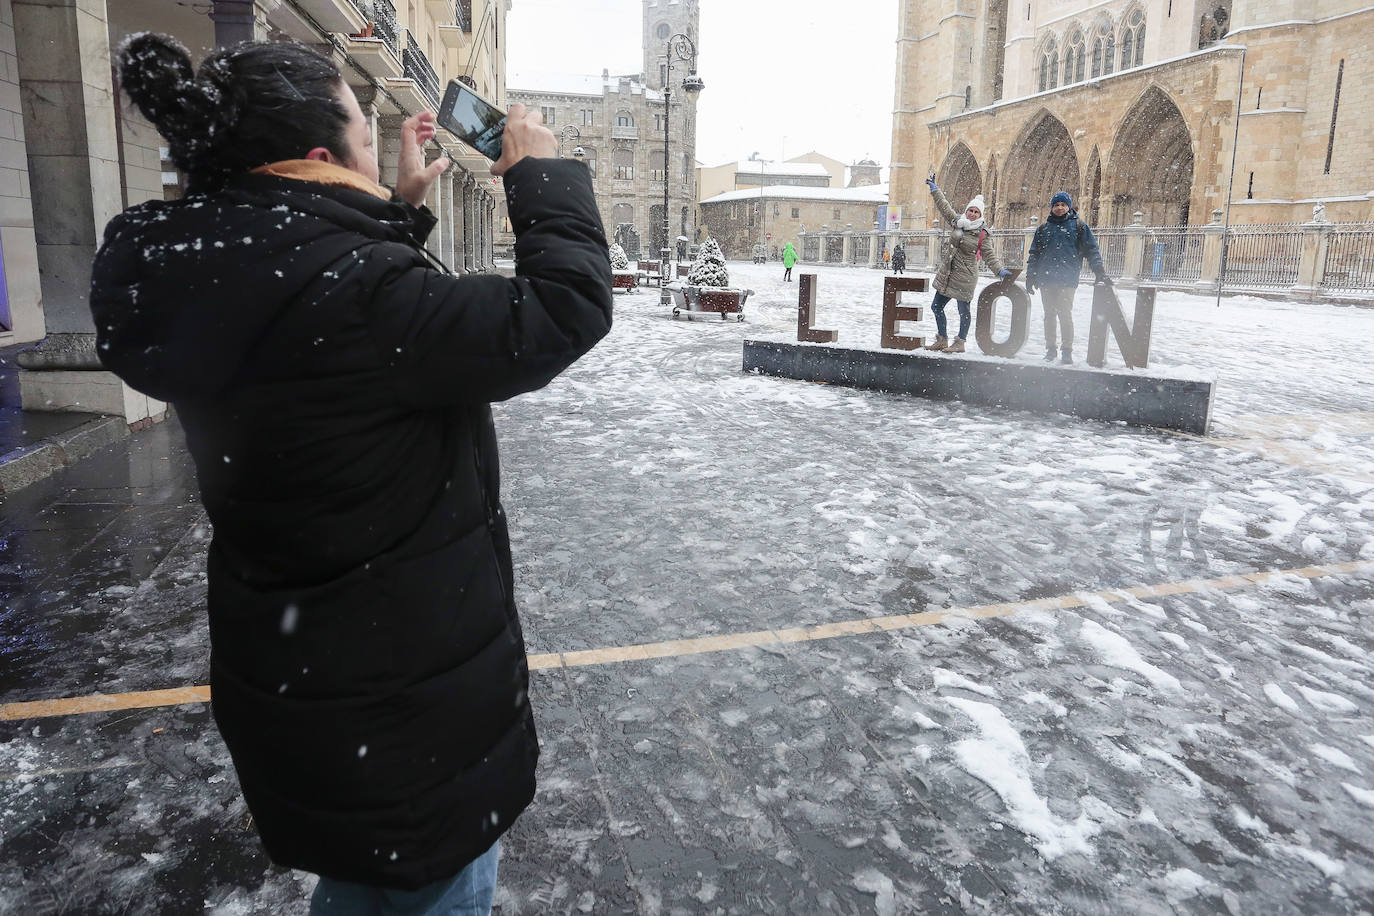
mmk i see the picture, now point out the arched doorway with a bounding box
[938,142,982,221]
[1106,85,1194,225]
[1002,109,1080,227]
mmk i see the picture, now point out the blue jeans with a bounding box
[931,292,971,340]
[310,842,500,916]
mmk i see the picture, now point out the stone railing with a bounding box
[795,212,1374,299]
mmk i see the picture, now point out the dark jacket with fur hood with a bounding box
[89,157,612,889]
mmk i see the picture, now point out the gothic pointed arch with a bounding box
[1003,109,1080,227]
[938,142,982,217]
[1106,85,1194,224]
[1085,146,1103,225]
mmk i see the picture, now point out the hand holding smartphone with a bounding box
[438,80,507,161]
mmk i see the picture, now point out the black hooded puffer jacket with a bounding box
[89,157,611,889]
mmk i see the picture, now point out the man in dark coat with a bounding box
[890,242,906,274]
[90,80,611,902]
[1025,190,1111,364]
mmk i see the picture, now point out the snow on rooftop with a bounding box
[701,184,890,205]
[507,71,662,101]
[734,161,831,177]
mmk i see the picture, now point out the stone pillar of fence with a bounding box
[1122,211,1147,284]
[1293,218,1335,300]
[1198,208,1225,290]
[1022,216,1039,268]
[926,228,942,270]
[867,231,880,268]
[842,227,855,265]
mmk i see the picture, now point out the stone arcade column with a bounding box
[438,167,456,270]
[450,167,467,273]
[424,147,444,263]
[377,115,404,191]
[13,0,157,420]
[484,195,495,269]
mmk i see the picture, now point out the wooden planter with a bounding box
[611,270,638,293]
[667,284,753,321]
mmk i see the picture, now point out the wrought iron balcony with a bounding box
[355,0,398,57]
[402,29,441,109]
[456,0,472,31]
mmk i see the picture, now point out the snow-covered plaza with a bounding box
[1,261,1372,913]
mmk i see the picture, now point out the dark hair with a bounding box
[117,33,352,185]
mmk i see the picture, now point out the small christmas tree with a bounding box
[608,242,630,270]
[687,237,729,287]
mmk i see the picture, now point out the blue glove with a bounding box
[999,269,1012,279]
[925,178,938,193]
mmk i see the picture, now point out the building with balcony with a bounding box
[500,0,702,260]
[698,183,889,262]
[890,0,1374,230]
[1,0,511,425]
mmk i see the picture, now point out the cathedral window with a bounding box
[1121,8,1145,70]
[1038,37,1059,93]
[1063,28,1086,85]
[1091,18,1115,78]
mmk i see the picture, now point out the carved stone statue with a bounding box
[1312,202,1328,223]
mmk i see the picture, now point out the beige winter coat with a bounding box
[931,186,1006,301]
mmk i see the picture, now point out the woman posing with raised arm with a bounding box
[92,34,611,915]
[923,175,1012,353]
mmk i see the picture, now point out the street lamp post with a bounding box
[661,33,704,305]
[558,125,582,160]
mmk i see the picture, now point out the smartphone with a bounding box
[437,80,506,161]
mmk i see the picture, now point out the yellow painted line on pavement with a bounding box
[3,560,1371,722]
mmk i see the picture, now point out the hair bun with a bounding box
[117,32,239,174]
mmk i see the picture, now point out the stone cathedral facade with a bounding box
[889,0,1374,230]
[502,0,702,259]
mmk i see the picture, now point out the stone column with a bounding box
[842,228,854,265]
[12,0,155,419]
[439,167,456,270]
[1021,215,1038,267]
[424,148,444,262]
[451,167,467,273]
[1198,209,1225,290]
[486,196,495,268]
[461,174,475,273]
[1122,211,1147,285]
[210,0,269,46]
[377,115,404,191]
[1293,219,1334,301]
[925,229,941,270]
[867,231,880,268]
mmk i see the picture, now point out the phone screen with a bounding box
[437,80,506,161]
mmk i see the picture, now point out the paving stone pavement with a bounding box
[1,265,1372,915]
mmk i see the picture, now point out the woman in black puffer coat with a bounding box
[90,34,611,913]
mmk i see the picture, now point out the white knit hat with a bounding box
[964,194,987,215]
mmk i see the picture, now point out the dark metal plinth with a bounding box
[742,340,1215,435]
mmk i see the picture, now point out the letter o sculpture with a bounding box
[975,279,1031,358]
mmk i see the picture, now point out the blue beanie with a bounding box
[1051,191,1073,208]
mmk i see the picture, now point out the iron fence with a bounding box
[803,237,820,261]
[853,235,870,264]
[402,29,441,109]
[1138,227,1203,282]
[1322,223,1374,291]
[456,0,471,31]
[1087,228,1129,279]
[1222,223,1304,289]
[989,229,1025,269]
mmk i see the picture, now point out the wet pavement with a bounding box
[1,262,1373,914]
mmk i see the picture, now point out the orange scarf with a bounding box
[250,159,392,201]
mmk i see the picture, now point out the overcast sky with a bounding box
[504,0,899,174]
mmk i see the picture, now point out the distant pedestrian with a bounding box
[1025,191,1112,365]
[782,240,798,281]
[890,242,906,274]
[91,34,612,915]
[923,175,1012,353]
